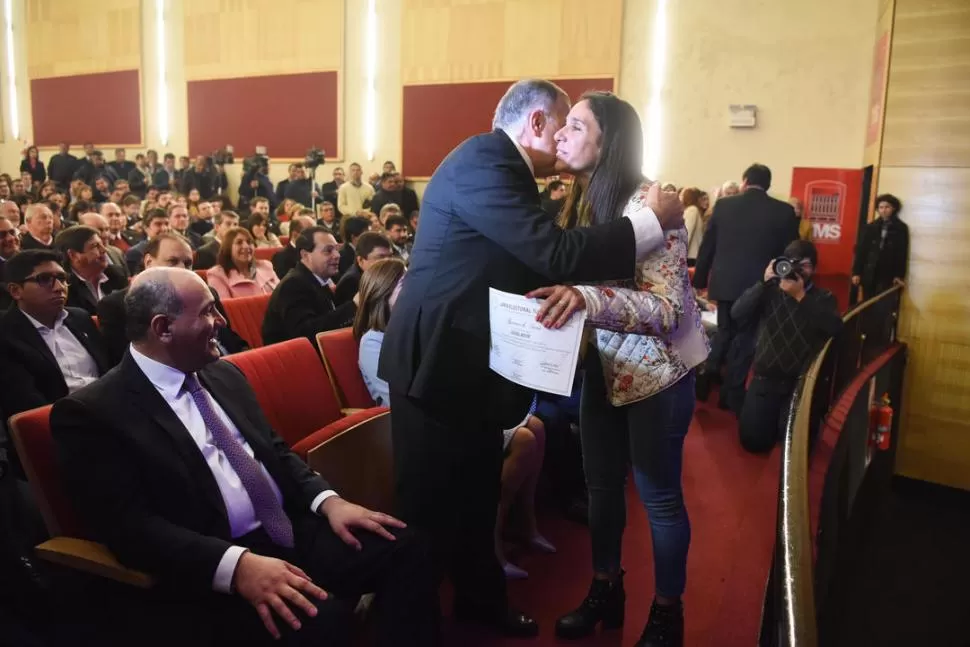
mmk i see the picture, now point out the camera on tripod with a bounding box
[243,153,270,175]
[304,147,326,169]
[771,256,804,281]
[210,147,234,166]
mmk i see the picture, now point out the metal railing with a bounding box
[764,283,903,646]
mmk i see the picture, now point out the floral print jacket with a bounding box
[573,187,710,407]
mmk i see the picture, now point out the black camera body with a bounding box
[210,148,234,166]
[304,147,326,169]
[243,154,270,175]
[772,256,803,281]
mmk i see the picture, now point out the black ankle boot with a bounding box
[635,599,684,647]
[554,572,625,639]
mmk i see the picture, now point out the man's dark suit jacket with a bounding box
[105,245,130,280]
[333,263,361,306]
[692,189,800,303]
[0,306,110,417]
[20,233,53,251]
[97,287,249,367]
[194,239,220,271]
[377,129,638,416]
[337,242,356,279]
[271,244,300,280]
[65,264,129,315]
[50,356,329,591]
[262,263,356,346]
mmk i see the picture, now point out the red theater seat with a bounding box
[9,406,153,587]
[194,269,208,283]
[224,338,388,458]
[316,328,376,411]
[253,247,277,262]
[279,236,289,247]
[220,293,271,348]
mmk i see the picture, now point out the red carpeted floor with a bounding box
[445,395,784,646]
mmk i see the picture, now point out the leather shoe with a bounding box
[455,605,540,638]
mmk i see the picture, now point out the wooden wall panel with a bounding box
[402,77,613,178]
[401,0,622,85]
[26,0,141,79]
[880,0,970,167]
[183,0,344,81]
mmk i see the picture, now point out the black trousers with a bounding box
[706,301,756,414]
[97,520,439,647]
[738,375,796,453]
[390,380,516,616]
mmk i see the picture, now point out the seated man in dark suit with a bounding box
[336,215,371,279]
[125,208,171,275]
[55,225,128,316]
[98,233,248,366]
[77,211,131,279]
[52,267,438,646]
[272,213,316,280]
[0,250,110,417]
[334,231,392,306]
[194,210,240,271]
[263,227,357,345]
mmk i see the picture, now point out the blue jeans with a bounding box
[580,350,695,598]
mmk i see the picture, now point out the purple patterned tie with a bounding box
[183,374,294,547]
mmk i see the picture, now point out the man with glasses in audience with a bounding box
[0,249,110,417]
[98,233,248,366]
[56,225,128,316]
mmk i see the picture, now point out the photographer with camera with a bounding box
[730,240,843,453]
[285,154,326,209]
[238,154,277,214]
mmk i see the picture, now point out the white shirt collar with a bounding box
[73,270,109,286]
[129,345,190,402]
[499,129,535,177]
[312,272,334,289]
[22,308,68,331]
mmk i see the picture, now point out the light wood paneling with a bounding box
[401,0,622,85]
[881,0,970,167]
[862,0,895,168]
[183,0,344,81]
[26,0,141,79]
[879,165,970,490]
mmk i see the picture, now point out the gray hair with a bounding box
[125,268,185,342]
[492,79,569,131]
[25,203,51,223]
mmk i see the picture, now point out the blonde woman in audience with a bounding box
[379,203,402,228]
[247,212,282,248]
[186,188,202,218]
[720,180,740,198]
[206,226,279,299]
[354,258,554,580]
[681,187,708,266]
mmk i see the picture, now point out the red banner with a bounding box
[790,167,865,276]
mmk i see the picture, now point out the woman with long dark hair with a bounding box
[20,145,46,184]
[528,92,708,647]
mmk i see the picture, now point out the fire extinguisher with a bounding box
[870,393,893,451]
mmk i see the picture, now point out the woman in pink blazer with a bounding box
[206,227,280,300]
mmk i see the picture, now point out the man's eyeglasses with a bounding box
[21,272,68,288]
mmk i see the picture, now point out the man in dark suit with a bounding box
[0,250,110,417]
[334,232,392,306]
[76,211,131,280]
[319,167,345,219]
[272,214,316,280]
[98,234,248,366]
[262,227,356,346]
[47,142,80,190]
[692,163,800,413]
[52,267,438,647]
[194,210,240,271]
[377,79,683,636]
[55,225,129,316]
[336,215,371,280]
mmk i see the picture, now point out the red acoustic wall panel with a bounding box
[402,78,614,178]
[188,71,338,159]
[31,70,142,146]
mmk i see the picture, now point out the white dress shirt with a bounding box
[129,347,337,593]
[73,270,109,303]
[22,309,100,393]
[499,129,664,261]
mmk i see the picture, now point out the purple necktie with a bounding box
[183,374,294,547]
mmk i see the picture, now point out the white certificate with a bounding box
[488,288,587,397]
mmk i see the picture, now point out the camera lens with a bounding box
[773,258,793,278]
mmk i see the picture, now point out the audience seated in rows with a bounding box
[0,249,110,418]
[55,225,128,315]
[98,233,249,366]
[262,227,356,346]
[206,227,280,300]
[334,231,392,307]
[51,266,439,646]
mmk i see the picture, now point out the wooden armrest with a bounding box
[35,537,154,588]
[340,408,365,416]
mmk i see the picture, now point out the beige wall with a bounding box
[2,0,877,201]
[877,0,970,490]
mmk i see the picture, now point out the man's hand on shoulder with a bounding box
[646,181,684,231]
[319,496,406,550]
[233,551,328,640]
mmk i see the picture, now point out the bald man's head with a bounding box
[78,212,110,238]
